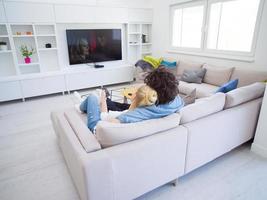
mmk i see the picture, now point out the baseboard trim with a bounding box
[251,143,267,158]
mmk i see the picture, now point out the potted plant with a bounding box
[20,45,35,64]
[0,41,7,51]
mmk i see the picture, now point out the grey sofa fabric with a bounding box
[181,68,207,84]
[181,89,197,106]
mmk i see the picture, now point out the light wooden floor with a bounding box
[1,90,267,200]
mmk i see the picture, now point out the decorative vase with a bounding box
[24,56,31,64]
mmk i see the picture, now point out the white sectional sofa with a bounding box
[51,79,266,200]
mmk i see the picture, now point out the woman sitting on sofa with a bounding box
[78,66,184,133]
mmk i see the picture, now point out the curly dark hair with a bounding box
[144,66,179,104]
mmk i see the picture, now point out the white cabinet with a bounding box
[66,66,134,91]
[4,2,55,23]
[0,2,6,23]
[20,75,66,98]
[128,9,153,23]
[0,81,23,102]
[55,5,97,23]
[55,5,129,23]
[94,7,128,23]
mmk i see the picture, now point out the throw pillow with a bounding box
[181,68,207,84]
[161,60,177,68]
[143,56,163,68]
[176,60,204,76]
[181,89,196,106]
[216,79,239,93]
[203,64,234,86]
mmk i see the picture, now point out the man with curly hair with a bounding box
[115,66,184,123]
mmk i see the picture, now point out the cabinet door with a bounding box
[21,76,65,98]
[0,81,23,102]
[55,5,96,23]
[94,7,128,23]
[128,9,153,23]
[66,66,134,91]
[4,2,55,23]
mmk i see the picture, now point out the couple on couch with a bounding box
[75,67,185,133]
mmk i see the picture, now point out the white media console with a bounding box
[0,64,134,102]
[0,1,153,102]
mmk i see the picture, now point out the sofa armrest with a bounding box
[64,110,101,153]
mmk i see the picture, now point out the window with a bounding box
[207,0,260,52]
[170,0,263,58]
[171,2,205,49]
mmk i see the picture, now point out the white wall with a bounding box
[151,0,267,71]
[3,0,152,8]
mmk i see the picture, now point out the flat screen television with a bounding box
[66,29,122,65]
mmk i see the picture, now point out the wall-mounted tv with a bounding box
[66,29,122,65]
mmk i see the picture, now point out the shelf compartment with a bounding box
[39,50,60,72]
[37,36,57,49]
[19,63,40,74]
[13,37,39,64]
[0,53,17,77]
[129,34,140,45]
[141,24,152,43]
[0,37,11,50]
[35,25,55,35]
[11,24,34,36]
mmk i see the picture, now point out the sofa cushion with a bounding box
[224,82,266,109]
[64,110,101,153]
[179,81,219,98]
[216,79,238,93]
[96,113,181,148]
[230,68,267,87]
[179,93,226,124]
[177,60,204,77]
[181,89,196,106]
[181,68,207,84]
[203,64,234,86]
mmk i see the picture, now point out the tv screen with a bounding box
[66,29,122,65]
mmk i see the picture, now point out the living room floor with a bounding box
[1,86,267,200]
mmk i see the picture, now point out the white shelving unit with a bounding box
[127,23,152,64]
[3,23,60,75]
[0,24,17,77]
[0,23,62,102]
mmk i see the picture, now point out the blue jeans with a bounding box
[79,95,100,133]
